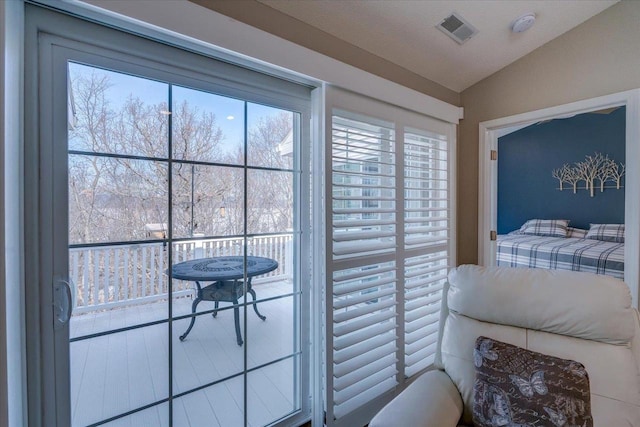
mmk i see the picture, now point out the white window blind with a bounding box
[403,129,450,377]
[404,251,448,377]
[325,105,454,427]
[332,263,398,419]
[329,115,399,423]
[332,116,396,259]
[404,129,449,250]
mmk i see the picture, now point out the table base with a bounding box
[179,279,266,345]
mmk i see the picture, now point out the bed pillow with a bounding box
[472,336,592,427]
[519,219,569,237]
[586,224,625,243]
[567,227,588,238]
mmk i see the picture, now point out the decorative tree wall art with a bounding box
[551,164,572,191]
[552,152,625,197]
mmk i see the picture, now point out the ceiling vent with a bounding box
[437,12,478,45]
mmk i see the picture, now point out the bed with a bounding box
[497,231,625,280]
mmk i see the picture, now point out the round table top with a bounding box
[170,256,278,282]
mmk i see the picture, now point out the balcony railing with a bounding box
[69,233,294,314]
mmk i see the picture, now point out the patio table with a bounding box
[170,256,278,345]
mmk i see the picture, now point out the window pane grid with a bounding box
[67,59,308,427]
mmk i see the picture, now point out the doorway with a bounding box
[478,89,640,307]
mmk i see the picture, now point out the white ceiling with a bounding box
[259,0,619,92]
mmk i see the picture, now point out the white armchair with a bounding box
[370,265,640,427]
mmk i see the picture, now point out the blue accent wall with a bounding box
[497,107,625,234]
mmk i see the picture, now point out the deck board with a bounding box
[70,280,298,427]
[203,381,245,427]
[177,391,221,427]
[72,334,108,426]
[103,332,130,422]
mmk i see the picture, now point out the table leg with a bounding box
[248,287,266,321]
[233,298,243,346]
[212,301,219,318]
[180,293,202,341]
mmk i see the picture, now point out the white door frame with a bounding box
[478,89,640,307]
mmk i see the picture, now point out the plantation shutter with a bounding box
[329,114,399,424]
[403,130,451,377]
[332,115,397,259]
[324,90,456,427]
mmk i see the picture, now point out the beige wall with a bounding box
[458,0,640,263]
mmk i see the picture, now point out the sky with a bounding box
[69,62,291,156]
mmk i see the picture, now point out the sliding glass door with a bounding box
[25,5,311,426]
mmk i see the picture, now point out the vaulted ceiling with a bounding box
[254,0,617,92]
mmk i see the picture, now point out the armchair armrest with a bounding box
[369,370,463,427]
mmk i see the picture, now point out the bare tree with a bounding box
[69,67,295,245]
[552,164,572,191]
[574,153,604,197]
[247,112,294,234]
[564,167,581,194]
[595,155,611,192]
[606,160,626,189]
[69,70,227,243]
[69,71,118,243]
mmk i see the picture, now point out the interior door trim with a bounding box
[478,89,640,308]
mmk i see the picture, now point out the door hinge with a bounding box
[490,230,497,241]
[490,150,497,161]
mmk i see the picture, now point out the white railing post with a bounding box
[105,249,111,304]
[141,247,147,298]
[114,249,120,304]
[124,247,129,301]
[92,250,99,306]
[285,236,293,280]
[132,249,139,300]
[82,251,89,308]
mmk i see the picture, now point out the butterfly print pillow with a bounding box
[472,336,593,427]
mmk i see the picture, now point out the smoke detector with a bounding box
[437,12,478,45]
[512,13,536,33]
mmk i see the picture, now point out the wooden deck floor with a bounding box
[69,281,299,427]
